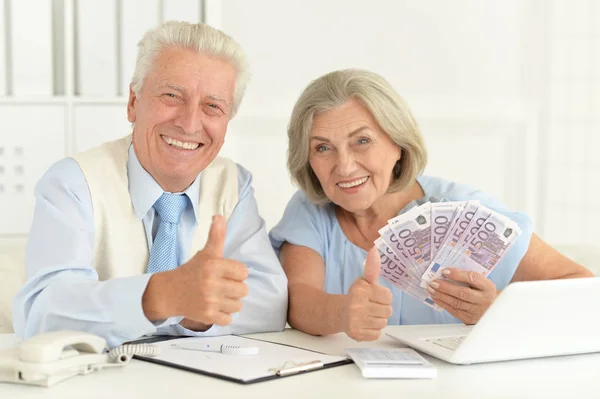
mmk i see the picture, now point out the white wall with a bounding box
[1,0,599,254]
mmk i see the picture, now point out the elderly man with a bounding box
[12,21,288,347]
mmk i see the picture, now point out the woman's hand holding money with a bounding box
[426,268,498,324]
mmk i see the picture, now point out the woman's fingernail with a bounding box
[427,287,436,295]
[430,282,440,289]
[442,269,451,276]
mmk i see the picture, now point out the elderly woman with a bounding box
[269,69,593,342]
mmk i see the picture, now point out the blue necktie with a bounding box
[146,193,189,273]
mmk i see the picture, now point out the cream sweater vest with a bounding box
[72,135,239,280]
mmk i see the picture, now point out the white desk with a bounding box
[1,326,599,398]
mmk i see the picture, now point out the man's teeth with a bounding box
[338,177,368,188]
[162,135,200,150]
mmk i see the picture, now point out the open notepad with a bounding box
[134,335,351,384]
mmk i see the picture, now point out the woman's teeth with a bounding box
[338,177,368,188]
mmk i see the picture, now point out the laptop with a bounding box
[387,277,600,364]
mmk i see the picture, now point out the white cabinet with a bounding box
[0,0,203,239]
[0,105,65,234]
[76,1,118,97]
[9,0,53,96]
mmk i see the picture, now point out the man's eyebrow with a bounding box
[207,94,231,107]
[157,84,231,107]
[158,83,186,92]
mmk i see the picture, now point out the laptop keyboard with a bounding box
[426,335,467,351]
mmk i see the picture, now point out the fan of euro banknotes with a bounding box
[375,200,522,311]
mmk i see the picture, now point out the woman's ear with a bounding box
[393,159,402,179]
[393,148,403,179]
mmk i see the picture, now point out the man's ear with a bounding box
[127,85,137,123]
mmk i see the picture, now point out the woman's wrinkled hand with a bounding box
[427,268,498,325]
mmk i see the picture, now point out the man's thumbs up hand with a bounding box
[171,215,248,328]
[202,215,226,258]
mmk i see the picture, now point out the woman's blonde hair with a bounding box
[287,69,428,204]
[131,21,250,117]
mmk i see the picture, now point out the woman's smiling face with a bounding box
[308,98,401,213]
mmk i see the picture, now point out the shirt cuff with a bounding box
[168,322,221,336]
[108,274,160,344]
[152,316,184,328]
[168,311,241,336]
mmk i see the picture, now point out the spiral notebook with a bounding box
[134,335,352,384]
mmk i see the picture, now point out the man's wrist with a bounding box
[179,318,212,332]
[142,270,179,321]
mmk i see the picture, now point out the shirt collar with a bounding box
[127,145,201,221]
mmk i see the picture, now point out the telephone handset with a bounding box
[0,330,159,387]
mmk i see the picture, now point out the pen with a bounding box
[171,342,260,356]
[277,360,324,376]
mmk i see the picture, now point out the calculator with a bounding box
[345,348,437,379]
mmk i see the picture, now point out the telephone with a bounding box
[0,330,159,387]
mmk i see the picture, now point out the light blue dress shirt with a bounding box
[269,175,533,326]
[13,145,288,347]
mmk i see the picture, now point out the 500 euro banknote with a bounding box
[377,225,420,278]
[421,211,522,285]
[375,238,441,310]
[430,201,465,259]
[387,203,432,277]
[421,201,480,287]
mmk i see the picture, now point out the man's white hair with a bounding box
[131,21,250,117]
